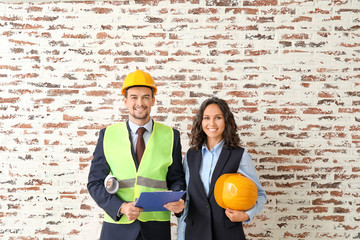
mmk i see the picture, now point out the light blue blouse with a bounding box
[177,141,267,240]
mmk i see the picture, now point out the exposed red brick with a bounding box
[114,57,147,64]
[298,207,328,213]
[78,123,108,130]
[339,108,360,113]
[314,149,347,156]
[63,114,84,121]
[188,8,218,14]
[226,8,258,14]
[171,99,198,105]
[92,7,113,14]
[303,108,333,114]
[334,173,360,180]
[158,107,187,114]
[278,165,312,172]
[43,123,70,129]
[9,39,37,46]
[85,90,111,96]
[80,204,91,210]
[266,108,296,114]
[278,149,310,156]
[96,32,114,39]
[283,232,310,238]
[35,227,59,235]
[313,198,343,205]
[266,190,286,196]
[314,215,345,222]
[275,182,305,188]
[47,89,79,96]
[244,0,277,6]
[11,123,32,128]
[0,97,20,103]
[62,33,90,39]
[292,16,312,22]
[281,33,309,39]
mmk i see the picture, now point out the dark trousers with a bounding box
[136,231,143,240]
[100,220,171,240]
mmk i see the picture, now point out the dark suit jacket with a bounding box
[185,146,246,240]
[87,121,185,240]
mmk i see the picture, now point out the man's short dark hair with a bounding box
[124,86,154,98]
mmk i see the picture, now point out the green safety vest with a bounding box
[103,122,173,224]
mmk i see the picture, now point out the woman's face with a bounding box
[202,103,225,144]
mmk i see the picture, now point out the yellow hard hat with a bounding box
[214,173,258,211]
[121,70,157,96]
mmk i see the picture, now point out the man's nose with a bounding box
[136,98,143,105]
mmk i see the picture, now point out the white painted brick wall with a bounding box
[0,0,359,239]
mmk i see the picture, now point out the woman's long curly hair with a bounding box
[190,97,240,151]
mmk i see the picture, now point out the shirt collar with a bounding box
[202,139,225,153]
[128,118,153,134]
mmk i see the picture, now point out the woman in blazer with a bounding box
[177,97,267,240]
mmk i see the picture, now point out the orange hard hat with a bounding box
[214,173,258,211]
[121,69,157,96]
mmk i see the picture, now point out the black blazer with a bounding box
[87,121,185,240]
[185,146,246,240]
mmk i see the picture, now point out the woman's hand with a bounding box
[163,198,185,214]
[225,208,249,222]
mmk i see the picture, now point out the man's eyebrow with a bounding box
[129,93,151,97]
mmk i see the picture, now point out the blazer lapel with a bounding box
[208,147,231,197]
[190,150,208,197]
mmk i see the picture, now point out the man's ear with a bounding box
[152,97,155,106]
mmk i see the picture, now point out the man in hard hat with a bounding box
[87,70,186,240]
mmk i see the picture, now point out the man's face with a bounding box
[123,86,155,126]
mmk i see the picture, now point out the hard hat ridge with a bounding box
[121,69,157,96]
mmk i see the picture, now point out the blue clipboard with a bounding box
[135,191,185,212]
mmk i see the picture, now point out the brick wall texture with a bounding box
[1,0,359,239]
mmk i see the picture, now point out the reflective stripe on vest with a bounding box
[113,177,167,190]
[103,122,173,224]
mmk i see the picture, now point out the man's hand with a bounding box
[225,208,250,222]
[120,202,143,221]
[163,199,185,214]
